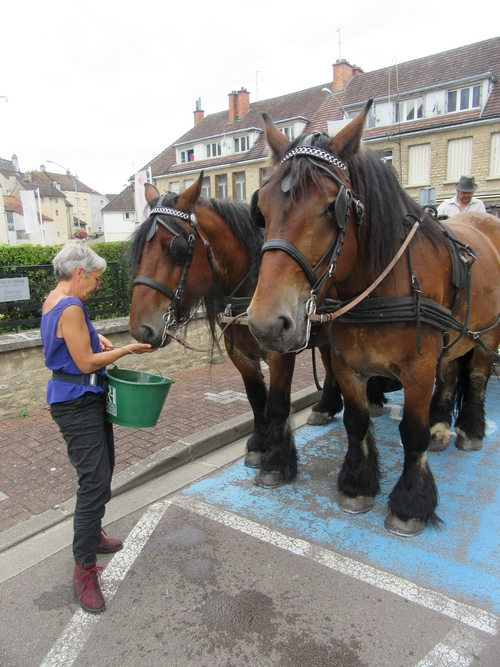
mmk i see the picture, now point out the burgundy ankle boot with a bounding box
[73,561,105,613]
[97,528,123,554]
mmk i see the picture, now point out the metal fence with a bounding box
[0,260,130,331]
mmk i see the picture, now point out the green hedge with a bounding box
[0,241,134,331]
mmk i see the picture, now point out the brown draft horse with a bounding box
[247,101,500,536]
[128,175,351,487]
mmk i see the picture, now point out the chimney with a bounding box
[236,88,250,118]
[11,154,19,172]
[332,59,355,92]
[40,164,46,172]
[193,97,204,126]
[228,91,238,121]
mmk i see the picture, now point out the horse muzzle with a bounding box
[247,301,308,354]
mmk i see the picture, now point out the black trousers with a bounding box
[50,392,115,565]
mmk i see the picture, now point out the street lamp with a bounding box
[321,87,347,119]
[46,160,80,229]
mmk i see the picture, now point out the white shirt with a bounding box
[437,195,486,218]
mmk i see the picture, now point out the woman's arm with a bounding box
[60,305,156,373]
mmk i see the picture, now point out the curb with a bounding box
[0,385,321,555]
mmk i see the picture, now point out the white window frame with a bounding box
[234,136,249,153]
[281,126,294,141]
[408,144,431,186]
[170,181,180,194]
[217,174,227,199]
[201,177,210,198]
[489,133,500,177]
[447,85,481,113]
[395,97,424,123]
[446,137,473,182]
[234,172,246,201]
[205,142,221,158]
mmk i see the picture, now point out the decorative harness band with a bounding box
[281,146,349,172]
[149,206,194,222]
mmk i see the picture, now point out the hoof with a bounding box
[244,450,264,468]
[307,411,334,426]
[368,403,384,417]
[455,436,483,452]
[428,437,450,452]
[253,470,285,488]
[339,493,374,514]
[384,513,425,537]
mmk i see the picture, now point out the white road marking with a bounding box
[173,494,499,637]
[38,501,171,667]
[416,626,485,666]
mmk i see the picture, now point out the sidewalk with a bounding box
[0,352,322,551]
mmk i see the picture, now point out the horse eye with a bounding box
[326,201,336,217]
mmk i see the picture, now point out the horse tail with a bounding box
[453,349,473,415]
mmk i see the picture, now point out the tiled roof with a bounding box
[145,37,500,178]
[20,183,66,198]
[19,170,102,195]
[101,185,135,212]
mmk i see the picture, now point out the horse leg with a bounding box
[428,356,461,452]
[335,364,380,514]
[308,344,343,425]
[385,372,441,536]
[454,346,494,451]
[254,354,298,488]
[224,341,271,469]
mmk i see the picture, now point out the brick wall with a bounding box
[0,316,224,418]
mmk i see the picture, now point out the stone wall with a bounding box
[0,315,224,419]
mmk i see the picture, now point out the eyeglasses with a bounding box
[89,272,103,286]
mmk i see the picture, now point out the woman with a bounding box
[41,242,156,613]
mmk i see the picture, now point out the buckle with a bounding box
[89,373,98,387]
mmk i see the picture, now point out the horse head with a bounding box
[247,102,372,353]
[129,173,211,347]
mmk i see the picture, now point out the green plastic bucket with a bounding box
[105,366,174,428]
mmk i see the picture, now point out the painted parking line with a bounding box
[182,379,500,616]
[39,501,172,667]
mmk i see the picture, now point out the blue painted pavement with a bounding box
[182,377,500,615]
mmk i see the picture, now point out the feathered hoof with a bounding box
[339,493,374,514]
[244,450,265,468]
[253,469,285,488]
[368,403,384,417]
[428,437,450,452]
[384,513,425,537]
[455,435,483,451]
[307,410,334,426]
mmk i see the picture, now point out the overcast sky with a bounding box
[1,0,497,196]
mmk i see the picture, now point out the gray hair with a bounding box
[52,242,107,281]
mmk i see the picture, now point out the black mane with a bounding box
[269,133,444,278]
[129,195,261,285]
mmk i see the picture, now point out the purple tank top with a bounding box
[41,296,105,404]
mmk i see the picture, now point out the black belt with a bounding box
[52,370,106,388]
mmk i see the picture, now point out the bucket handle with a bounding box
[111,347,165,379]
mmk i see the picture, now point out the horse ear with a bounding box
[176,170,204,210]
[263,113,289,160]
[330,99,373,160]
[145,183,160,204]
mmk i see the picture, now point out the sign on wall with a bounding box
[0,277,30,302]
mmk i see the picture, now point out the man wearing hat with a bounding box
[437,176,486,217]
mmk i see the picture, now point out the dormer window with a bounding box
[394,97,424,123]
[281,126,295,141]
[447,85,481,112]
[180,149,194,163]
[234,136,249,153]
[206,142,221,158]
